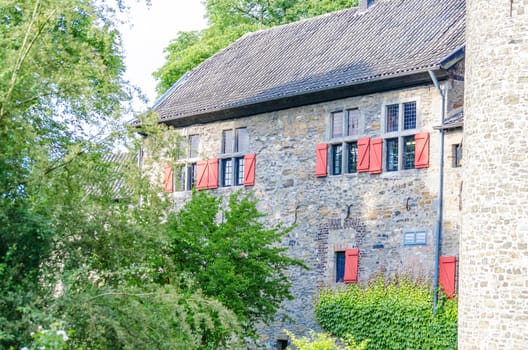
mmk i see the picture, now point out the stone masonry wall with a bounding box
[168,74,463,348]
[460,1,528,349]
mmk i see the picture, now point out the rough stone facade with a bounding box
[460,1,528,349]
[168,70,464,348]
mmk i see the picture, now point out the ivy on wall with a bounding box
[315,277,457,350]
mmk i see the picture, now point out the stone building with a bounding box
[152,0,466,348]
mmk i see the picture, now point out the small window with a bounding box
[331,144,343,175]
[178,163,197,191]
[453,143,462,167]
[402,136,415,170]
[221,159,233,187]
[346,142,358,173]
[386,104,399,132]
[189,135,200,158]
[331,111,344,138]
[222,130,234,154]
[386,138,399,172]
[220,128,250,187]
[336,251,345,282]
[277,339,288,350]
[403,229,427,246]
[235,128,249,153]
[403,102,417,130]
[347,109,359,136]
[235,157,244,186]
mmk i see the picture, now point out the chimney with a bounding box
[359,0,374,11]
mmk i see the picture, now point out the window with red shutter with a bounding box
[369,138,383,174]
[315,144,328,177]
[344,248,359,283]
[163,163,174,193]
[196,160,208,190]
[357,138,370,172]
[244,154,256,186]
[415,132,430,168]
[207,158,219,189]
[439,256,457,299]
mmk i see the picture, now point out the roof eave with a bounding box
[159,67,447,128]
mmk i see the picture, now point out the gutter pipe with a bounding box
[428,70,446,314]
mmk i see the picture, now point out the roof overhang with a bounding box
[160,68,448,128]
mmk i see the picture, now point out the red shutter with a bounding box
[415,132,430,168]
[315,144,328,177]
[196,160,208,190]
[344,248,359,283]
[439,256,457,299]
[369,138,383,174]
[163,163,174,193]
[357,137,370,172]
[207,158,219,189]
[244,154,256,186]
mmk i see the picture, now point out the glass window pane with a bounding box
[189,135,200,158]
[235,128,249,153]
[190,163,197,190]
[332,111,344,138]
[386,138,399,171]
[235,157,244,186]
[403,136,415,169]
[347,142,358,173]
[221,159,233,186]
[332,144,342,175]
[222,130,233,154]
[403,102,416,130]
[336,252,345,282]
[386,104,399,132]
[347,109,359,136]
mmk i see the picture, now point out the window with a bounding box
[382,101,418,171]
[179,163,197,191]
[453,143,462,167]
[189,134,200,158]
[277,339,288,350]
[176,135,200,191]
[403,229,427,246]
[335,251,345,282]
[220,127,250,187]
[329,109,361,175]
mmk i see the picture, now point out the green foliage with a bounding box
[154,0,358,95]
[285,330,369,350]
[164,190,307,337]
[315,277,458,350]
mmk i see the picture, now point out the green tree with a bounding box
[164,190,307,338]
[154,0,358,95]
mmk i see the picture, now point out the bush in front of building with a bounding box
[315,276,457,350]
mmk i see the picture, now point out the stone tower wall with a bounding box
[460,0,528,348]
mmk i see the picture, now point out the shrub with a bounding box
[284,330,369,350]
[315,277,457,350]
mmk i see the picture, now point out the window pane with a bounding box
[454,143,462,167]
[221,159,233,186]
[347,142,358,173]
[403,102,416,130]
[332,144,342,175]
[235,128,249,153]
[386,104,399,132]
[403,136,415,169]
[386,138,399,171]
[347,109,359,136]
[235,157,244,186]
[177,166,186,191]
[222,130,233,154]
[336,252,345,282]
[190,163,197,190]
[331,111,344,138]
[189,135,200,158]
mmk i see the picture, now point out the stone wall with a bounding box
[460,1,528,349]
[167,72,464,348]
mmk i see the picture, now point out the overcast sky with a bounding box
[120,0,207,108]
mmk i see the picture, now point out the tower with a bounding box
[460,0,528,348]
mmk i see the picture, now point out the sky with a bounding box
[119,1,208,108]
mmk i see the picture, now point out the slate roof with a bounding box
[434,108,464,130]
[154,0,465,125]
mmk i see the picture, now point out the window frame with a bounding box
[328,108,362,175]
[381,101,418,172]
[176,134,200,191]
[452,143,462,168]
[220,127,249,187]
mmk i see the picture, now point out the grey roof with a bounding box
[434,109,464,130]
[155,0,465,124]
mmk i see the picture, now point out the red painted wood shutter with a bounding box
[369,138,383,174]
[439,256,457,299]
[196,160,208,190]
[162,163,174,193]
[244,154,256,186]
[357,137,370,172]
[315,144,328,177]
[207,158,219,189]
[344,248,359,283]
[415,132,430,168]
